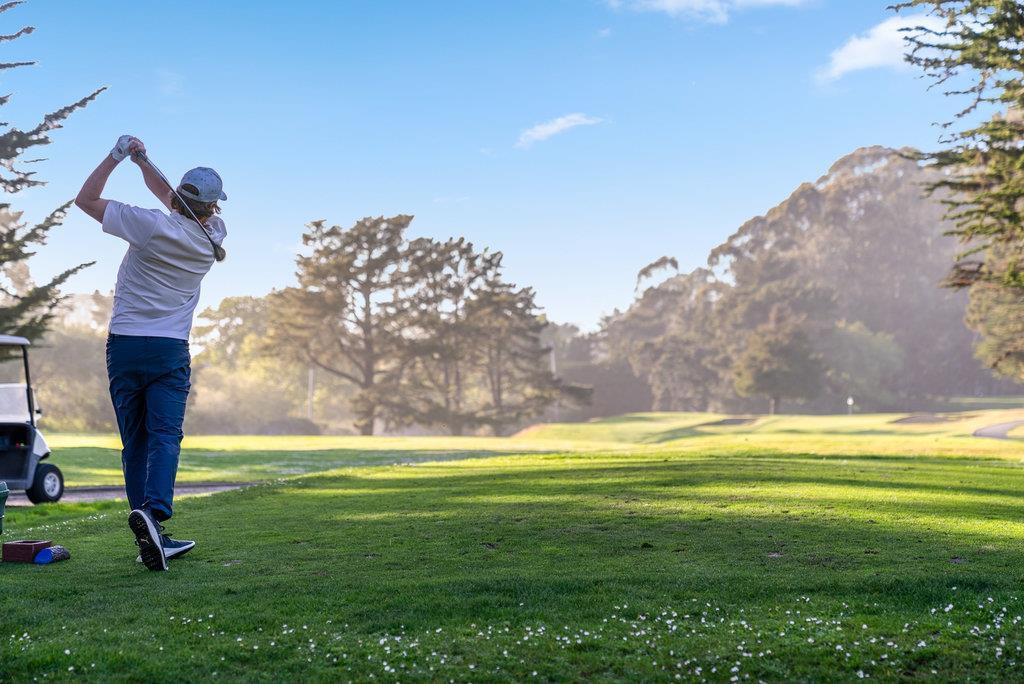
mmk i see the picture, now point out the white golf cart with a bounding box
[0,335,61,504]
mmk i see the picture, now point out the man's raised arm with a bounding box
[131,139,173,211]
[75,156,118,223]
[75,136,173,223]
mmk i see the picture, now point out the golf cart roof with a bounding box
[0,335,30,347]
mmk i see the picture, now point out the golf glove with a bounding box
[110,135,136,162]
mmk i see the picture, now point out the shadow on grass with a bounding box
[51,445,558,485]
[764,428,951,437]
[4,448,1024,641]
[6,436,1024,684]
[639,425,962,444]
[642,425,743,442]
[289,459,1024,530]
[218,466,1024,627]
[585,414,667,425]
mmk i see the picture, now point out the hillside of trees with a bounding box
[554,146,1019,418]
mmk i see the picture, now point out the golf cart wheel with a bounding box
[26,463,63,504]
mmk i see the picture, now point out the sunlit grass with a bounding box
[40,409,1024,488]
[3,411,1024,679]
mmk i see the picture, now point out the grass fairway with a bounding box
[42,433,573,486]
[4,411,1024,681]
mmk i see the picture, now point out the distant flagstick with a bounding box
[134,151,226,262]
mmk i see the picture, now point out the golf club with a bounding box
[134,151,226,262]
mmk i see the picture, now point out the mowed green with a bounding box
[46,410,1024,486]
[44,433,574,486]
[3,411,1024,681]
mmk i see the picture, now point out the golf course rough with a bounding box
[3,410,1024,681]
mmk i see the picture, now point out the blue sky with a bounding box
[5,0,955,330]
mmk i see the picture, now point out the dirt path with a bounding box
[6,482,253,507]
[972,421,1024,440]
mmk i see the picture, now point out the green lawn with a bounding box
[43,409,1024,487]
[3,411,1024,680]
[43,433,573,486]
[948,395,1024,411]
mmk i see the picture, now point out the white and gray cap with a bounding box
[177,167,227,203]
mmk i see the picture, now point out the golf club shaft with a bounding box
[136,152,190,215]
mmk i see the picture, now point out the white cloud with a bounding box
[516,113,604,148]
[597,27,613,38]
[817,14,945,83]
[609,0,809,24]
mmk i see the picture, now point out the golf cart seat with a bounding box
[0,336,62,504]
[0,403,32,482]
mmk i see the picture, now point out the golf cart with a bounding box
[0,335,61,504]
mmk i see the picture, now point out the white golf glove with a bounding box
[110,135,136,162]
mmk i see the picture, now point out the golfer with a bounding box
[75,135,227,572]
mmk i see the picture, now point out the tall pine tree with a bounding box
[896,2,1024,382]
[0,1,101,340]
[466,278,588,434]
[266,216,411,435]
[894,1,1024,289]
[382,237,501,436]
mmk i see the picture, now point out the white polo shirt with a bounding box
[102,201,227,340]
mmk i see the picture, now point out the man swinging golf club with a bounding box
[75,135,227,571]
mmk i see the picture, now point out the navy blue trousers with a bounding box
[106,334,191,522]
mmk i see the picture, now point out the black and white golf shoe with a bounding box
[128,508,168,571]
[135,535,195,564]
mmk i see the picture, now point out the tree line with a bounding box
[574,146,1017,416]
[34,144,1017,432]
[30,219,594,436]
